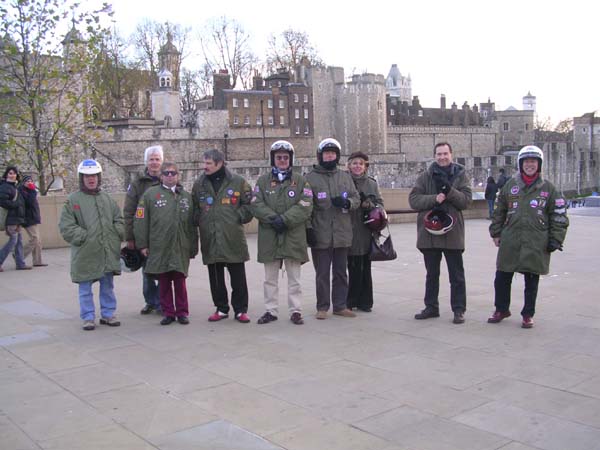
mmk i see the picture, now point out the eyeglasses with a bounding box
[275,155,290,161]
[162,170,178,176]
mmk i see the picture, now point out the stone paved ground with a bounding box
[1,211,599,450]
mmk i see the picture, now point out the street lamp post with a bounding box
[223,132,228,160]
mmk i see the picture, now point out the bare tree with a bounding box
[266,28,323,73]
[554,118,574,134]
[0,0,111,194]
[199,16,256,90]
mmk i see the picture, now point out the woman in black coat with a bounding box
[484,176,498,219]
[0,166,31,271]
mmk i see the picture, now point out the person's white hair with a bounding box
[144,145,164,164]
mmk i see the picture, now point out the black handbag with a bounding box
[369,226,397,261]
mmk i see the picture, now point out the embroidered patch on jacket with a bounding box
[136,207,144,218]
[73,204,80,210]
[317,192,327,199]
[555,198,565,207]
[530,199,538,208]
[511,185,520,195]
[288,190,296,198]
[303,188,313,196]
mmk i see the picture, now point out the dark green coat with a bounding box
[305,165,360,249]
[59,191,124,283]
[134,184,198,276]
[409,162,472,250]
[192,169,253,264]
[349,174,383,256]
[490,174,568,275]
[123,170,159,242]
[251,171,313,263]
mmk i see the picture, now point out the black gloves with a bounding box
[432,172,451,195]
[360,193,377,210]
[547,239,563,253]
[270,215,287,234]
[306,228,317,247]
[331,196,351,209]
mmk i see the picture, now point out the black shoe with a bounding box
[290,312,304,325]
[257,311,278,324]
[177,316,190,325]
[160,316,175,325]
[453,312,465,324]
[358,306,372,313]
[140,304,155,315]
[414,308,440,320]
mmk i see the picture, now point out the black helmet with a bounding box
[317,138,341,165]
[363,207,388,232]
[270,140,294,166]
[120,247,144,272]
[424,208,455,235]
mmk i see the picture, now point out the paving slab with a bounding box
[0,216,599,449]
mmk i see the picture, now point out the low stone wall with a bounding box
[1,189,488,249]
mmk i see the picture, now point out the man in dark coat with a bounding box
[0,166,31,271]
[19,176,47,266]
[409,142,472,324]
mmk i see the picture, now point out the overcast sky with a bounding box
[104,0,598,125]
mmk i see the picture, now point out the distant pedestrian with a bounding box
[305,138,360,319]
[488,146,569,329]
[134,162,198,325]
[484,176,498,219]
[18,176,47,267]
[192,149,254,324]
[0,165,31,272]
[346,151,384,313]
[409,142,472,324]
[123,145,162,315]
[496,168,509,190]
[251,141,313,325]
[59,160,124,331]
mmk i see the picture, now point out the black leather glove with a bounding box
[360,194,377,210]
[547,238,563,253]
[331,196,351,209]
[270,215,287,234]
[306,228,317,247]
[433,172,451,195]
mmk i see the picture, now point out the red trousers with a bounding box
[158,271,189,318]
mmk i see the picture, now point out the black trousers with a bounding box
[311,247,349,312]
[420,249,466,313]
[494,270,539,318]
[347,254,373,310]
[207,262,249,315]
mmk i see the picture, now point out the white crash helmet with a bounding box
[270,140,294,166]
[77,159,102,175]
[517,145,543,172]
[317,138,341,164]
[424,209,455,235]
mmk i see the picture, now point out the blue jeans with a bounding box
[142,268,160,308]
[0,226,26,268]
[78,273,117,321]
[487,199,495,218]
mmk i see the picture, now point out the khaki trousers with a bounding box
[263,259,302,316]
[22,225,43,266]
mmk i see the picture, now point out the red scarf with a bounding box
[521,172,539,186]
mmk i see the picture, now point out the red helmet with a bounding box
[424,208,455,235]
[363,207,388,232]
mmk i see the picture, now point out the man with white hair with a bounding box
[123,145,163,314]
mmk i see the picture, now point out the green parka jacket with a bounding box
[349,174,383,256]
[251,170,313,264]
[489,174,568,275]
[192,168,253,265]
[123,170,159,242]
[409,162,472,250]
[59,191,124,283]
[134,184,198,276]
[305,165,360,249]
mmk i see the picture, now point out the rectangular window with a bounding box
[304,109,308,119]
[525,123,529,131]
[295,125,300,135]
[390,109,395,116]
[280,115,285,125]
[243,98,249,108]
[505,156,512,166]
[232,98,238,108]
[457,157,466,166]
[294,94,299,103]
[279,99,285,109]
[268,115,274,125]
[268,99,273,109]
[304,125,309,134]
[295,109,300,119]
[490,156,497,166]
[551,142,557,151]
[474,157,481,167]
[503,122,509,131]
[304,94,309,103]
[256,116,262,125]
[233,115,239,125]
[244,115,250,125]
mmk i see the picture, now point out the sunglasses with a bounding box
[162,170,178,176]
[275,155,290,161]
